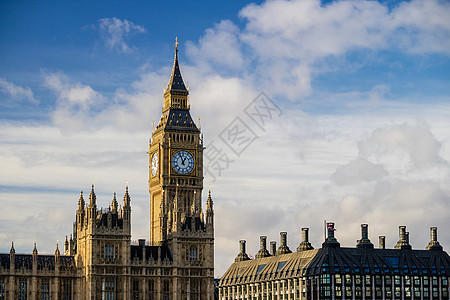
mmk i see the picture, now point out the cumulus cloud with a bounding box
[333,158,386,185]
[186,20,245,73]
[44,72,104,111]
[185,0,450,100]
[358,122,445,170]
[0,77,38,105]
[97,17,146,53]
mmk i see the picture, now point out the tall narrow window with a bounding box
[40,279,50,300]
[0,280,5,300]
[18,279,27,300]
[132,280,140,300]
[191,279,200,300]
[189,245,198,262]
[102,279,115,300]
[148,280,156,300]
[105,244,114,261]
[163,280,171,300]
[61,280,72,300]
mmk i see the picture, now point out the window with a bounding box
[105,244,114,261]
[163,280,171,300]
[256,265,266,275]
[148,280,156,300]
[40,280,50,300]
[191,280,199,300]
[345,274,351,285]
[0,280,5,300]
[277,261,287,271]
[189,245,198,262]
[132,280,140,300]
[18,279,27,300]
[61,280,72,300]
[102,279,115,300]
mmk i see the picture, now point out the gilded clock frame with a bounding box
[170,148,197,176]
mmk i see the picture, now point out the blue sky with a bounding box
[1,0,450,276]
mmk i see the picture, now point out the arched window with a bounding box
[189,245,198,262]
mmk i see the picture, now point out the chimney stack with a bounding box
[297,228,313,251]
[379,236,385,249]
[356,224,374,249]
[394,225,411,250]
[426,227,443,250]
[234,240,250,262]
[276,232,292,255]
[270,241,277,256]
[255,236,271,259]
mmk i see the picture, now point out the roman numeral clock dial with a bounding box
[171,150,194,174]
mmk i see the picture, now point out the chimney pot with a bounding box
[239,240,246,254]
[260,236,267,251]
[302,228,309,243]
[270,241,277,256]
[379,236,385,249]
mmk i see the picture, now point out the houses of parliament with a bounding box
[1,41,449,300]
[0,42,215,299]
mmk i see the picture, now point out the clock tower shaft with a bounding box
[148,41,210,245]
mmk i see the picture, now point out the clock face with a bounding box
[151,152,158,176]
[171,150,194,174]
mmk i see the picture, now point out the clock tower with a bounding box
[148,39,214,298]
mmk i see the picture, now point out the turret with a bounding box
[64,235,69,254]
[78,190,85,211]
[111,191,118,213]
[172,185,180,232]
[123,185,131,231]
[77,190,85,228]
[10,241,15,273]
[235,240,250,262]
[32,242,38,273]
[55,242,60,275]
[205,190,214,227]
[88,184,96,208]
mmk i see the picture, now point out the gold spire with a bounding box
[174,36,179,53]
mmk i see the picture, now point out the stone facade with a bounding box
[0,42,214,300]
[218,224,450,300]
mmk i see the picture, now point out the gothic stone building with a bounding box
[218,223,450,300]
[0,43,215,299]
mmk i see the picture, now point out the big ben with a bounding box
[148,39,214,298]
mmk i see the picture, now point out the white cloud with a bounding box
[332,158,386,185]
[44,73,103,111]
[358,122,445,170]
[97,17,146,53]
[186,20,245,72]
[0,77,38,105]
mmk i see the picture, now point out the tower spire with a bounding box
[111,191,118,213]
[165,37,187,93]
[89,184,96,207]
[78,190,85,210]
